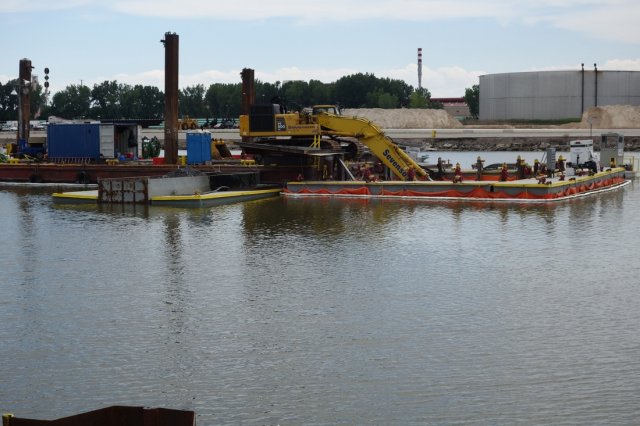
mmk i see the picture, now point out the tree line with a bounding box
[0,73,479,122]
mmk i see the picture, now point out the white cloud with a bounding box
[0,0,90,13]
[111,70,165,87]
[3,1,637,45]
[383,63,484,97]
[56,64,481,98]
[110,0,514,21]
[254,67,360,84]
[102,0,639,34]
[555,6,640,43]
[601,59,640,70]
[86,66,362,89]
[148,1,640,46]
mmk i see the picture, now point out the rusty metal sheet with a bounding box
[98,177,149,204]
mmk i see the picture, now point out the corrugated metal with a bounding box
[480,70,640,120]
[186,132,211,164]
[99,124,115,158]
[47,123,102,160]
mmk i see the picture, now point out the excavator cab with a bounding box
[312,105,341,116]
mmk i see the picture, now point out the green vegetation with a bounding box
[0,73,448,122]
[464,84,479,119]
[0,79,47,122]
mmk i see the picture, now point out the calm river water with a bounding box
[1,152,640,425]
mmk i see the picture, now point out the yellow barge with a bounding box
[52,174,280,207]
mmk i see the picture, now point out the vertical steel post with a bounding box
[581,63,584,116]
[594,63,598,107]
[241,68,255,115]
[162,32,179,165]
[18,58,32,144]
[241,68,255,142]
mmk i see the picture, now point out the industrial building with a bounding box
[479,69,640,121]
[432,97,470,120]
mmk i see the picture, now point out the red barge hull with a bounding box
[0,163,295,184]
[283,168,629,202]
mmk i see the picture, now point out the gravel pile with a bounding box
[343,108,463,129]
[565,105,640,129]
[344,105,640,129]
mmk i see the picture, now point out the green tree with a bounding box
[180,84,207,118]
[408,87,443,109]
[364,88,399,108]
[308,79,333,106]
[334,73,379,107]
[379,77,412,107]
[49,84,92,119]
[91,81,124,119]
[464,84,479,119]
[429,99,444,109]
[0,79,49,121]
[205,83,242,118]
[334,73,415,108]
[0,80,19,121]
[378,92,399,108]
[255,80,276,105]
[281,80,310,111]
[409,88,430,108]
[121,84,164,119]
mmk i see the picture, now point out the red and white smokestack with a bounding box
[418,48,423,90]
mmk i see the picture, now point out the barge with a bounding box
[282,167,629,203]
[53,187,281,207]
[52,174,280,208]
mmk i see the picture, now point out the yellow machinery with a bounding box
[314,112,428,180]
[211,139,232,160]
[239,105,427,180]
[179,116,199,130]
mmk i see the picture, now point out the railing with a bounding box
[49,157,92,164]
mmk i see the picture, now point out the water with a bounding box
[1,152,640,425]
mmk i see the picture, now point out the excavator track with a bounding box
[326,136,366,161]
[319,138,342,151]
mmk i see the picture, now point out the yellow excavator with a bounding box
[239,104,427,180]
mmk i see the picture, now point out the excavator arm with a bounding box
[314,113,428,180]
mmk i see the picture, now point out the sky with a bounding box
[1,0,639,98]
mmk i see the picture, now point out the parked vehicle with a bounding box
[1,122,18,132]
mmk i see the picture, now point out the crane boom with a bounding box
[314,113,427,180]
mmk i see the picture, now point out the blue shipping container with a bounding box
[186,132,212,165]
[47,123,102,160]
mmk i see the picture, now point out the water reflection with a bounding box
[1,181,639,424]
